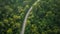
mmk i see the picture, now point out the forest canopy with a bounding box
[0,0,60,34]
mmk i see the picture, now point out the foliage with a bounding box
[0,0,60,34]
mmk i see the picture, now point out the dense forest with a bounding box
[0,0,60,34]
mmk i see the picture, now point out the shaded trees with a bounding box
[0,0,60,34]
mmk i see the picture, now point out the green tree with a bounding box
[0,0,60,34]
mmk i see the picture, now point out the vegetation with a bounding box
[0,0,60,34]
